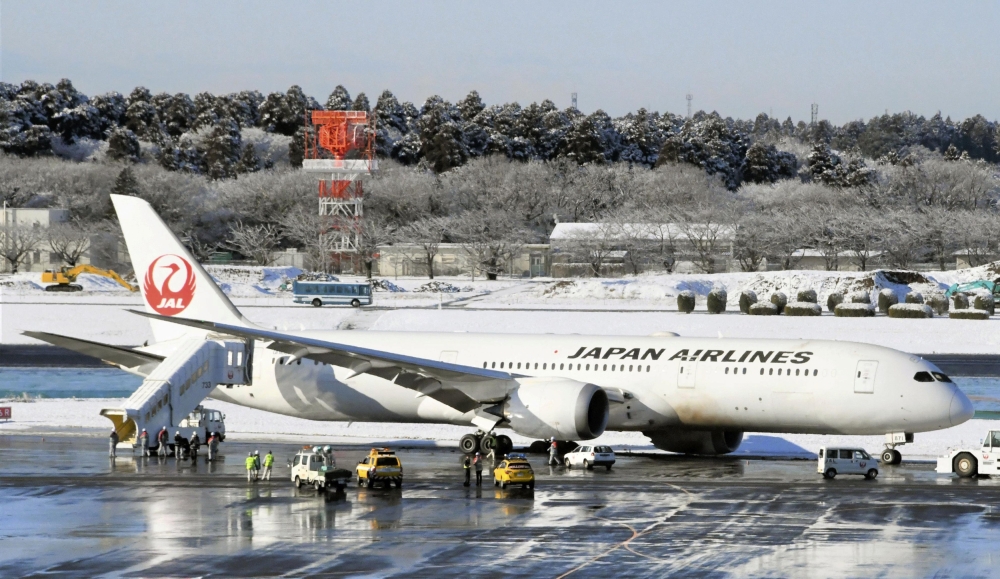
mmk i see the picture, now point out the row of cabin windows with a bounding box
[723,367,820,377]
[483,361,651,373]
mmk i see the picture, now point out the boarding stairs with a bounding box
[101,339,252,446]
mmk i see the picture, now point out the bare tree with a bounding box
[47,219,98,267]
[645,207,680,273]
[732,211,770,272]
[0,222,44,273]
[279,206,337,271]
[226,221,280,266]
[401,217,449,279]
[453,210,528,280]
[674,205,733,273]
[563,222,620,277]
[839,210,883,271]
[355,214,396,279]
[954,211,1000,268]
[880,212,926,269]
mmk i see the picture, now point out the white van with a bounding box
[818,447,879,480]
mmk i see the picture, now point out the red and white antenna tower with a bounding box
[302,110,377,273]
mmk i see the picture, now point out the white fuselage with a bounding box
[197,331,972,437]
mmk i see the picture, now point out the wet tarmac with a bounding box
[2,435,999,578]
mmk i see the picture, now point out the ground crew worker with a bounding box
[474,452,484,486]
[206,433,217,461]
[253,450,261,479]
[109,429,119,458]
[137,428,149,457]
[190,432,201,460]
[463,455,472,487]
[548,438,559,466]
[245,452,256,482]
[174,431,183,459]
[262,451,274,480]
[157,427,169,457]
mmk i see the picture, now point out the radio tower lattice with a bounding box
[811,103,818,125]
[571,92,577,110]
[686,93,693,119]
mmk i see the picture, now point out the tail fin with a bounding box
[112,194,248,342]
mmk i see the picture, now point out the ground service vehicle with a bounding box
[178,405,226,441]
[936,430,1000,477]
[356,448,402,488]
[291,446,352,492]
[293,280,372,308]
[563,445,615,470]
[494,453,535,489]
[818,447,879,479]
[41,265,138,292]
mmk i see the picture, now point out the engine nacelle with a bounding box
[504,377,609,441]
[645,429,744,455]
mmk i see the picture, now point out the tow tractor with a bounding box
[936,429,1000,478]
[291,446,353,492]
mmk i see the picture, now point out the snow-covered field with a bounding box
[4,263,1000,353]
[0,397,988,461]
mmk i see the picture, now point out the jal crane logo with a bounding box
[143,254,196,316]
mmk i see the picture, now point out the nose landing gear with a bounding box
[882,432,913,465]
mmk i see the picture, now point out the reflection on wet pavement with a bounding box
[1,434,998,577]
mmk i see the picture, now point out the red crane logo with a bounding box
[143,254,196,316]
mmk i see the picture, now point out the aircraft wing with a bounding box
[22,331,165,376]
[130,311,518,413]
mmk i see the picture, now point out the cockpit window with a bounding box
[931,372,953,383]
[913,371,934,382]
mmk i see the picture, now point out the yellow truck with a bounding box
[356,448,403,489]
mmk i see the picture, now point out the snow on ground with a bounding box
[0,397,988,460]
[3,263,1000,351]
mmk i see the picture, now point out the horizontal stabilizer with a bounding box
[23,331,164,374]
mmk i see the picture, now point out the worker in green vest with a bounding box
[245,452,256,482]
[262,451,274,480]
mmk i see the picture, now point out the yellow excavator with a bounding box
[41,265,138,292]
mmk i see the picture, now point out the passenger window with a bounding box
[629,365,633,372]
[517,363,521,369]
[913,372,934,383]
[293,456,300,466]
[760,368,764,375]
[769,368,773,375]
[560,364,564,370]
[813,370,818,376]
[543,363,547,370]
[586,364,590,371]
[726,368,730,374]
[839,450,853,459]
[500,362,504,369]
[534,363,538,369]
[742,368,746,375]
[795,369,799,376]
[603,364,607,371]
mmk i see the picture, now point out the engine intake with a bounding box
[504,377,609,441]
[645,429,744,455]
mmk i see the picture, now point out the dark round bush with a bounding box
[974,293,995,316]
[748,302,778,316]
[953,293,969,310]
[677,290,696,314]
[905,292,924,304]
[877,289,898,314]
[835,303,875,317]
[849,292,871,304]
[887,304,933,318]
[785,302,822,316]
[770,292,787,314]
[796,289,817,303]
[707,288,727,314]
[739,290,758,314]
[950,309,989,320]
[926,293,949,315]
[826,292,843,313]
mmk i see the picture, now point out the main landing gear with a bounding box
[881,432,913,465]
[459,430,513,456]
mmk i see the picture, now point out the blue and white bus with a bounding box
[292,281,373,308]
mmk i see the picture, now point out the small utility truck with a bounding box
[291,446,353,492]
[936,430,1000,478]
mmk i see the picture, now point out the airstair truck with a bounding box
[936,429,1000,477]
[99,339,251,450]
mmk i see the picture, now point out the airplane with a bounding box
[26,194,974,464]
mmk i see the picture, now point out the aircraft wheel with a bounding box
[312,298,322,307]
[496,435,513,456]
[351,299,361,308]
[824,468,837,479]
[865,469,878,480]
[459,433,479,454]
[480,434,497,455]
[955,453,978,478]
[881,449,895,463]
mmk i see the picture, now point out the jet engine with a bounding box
[645,429,744,455]
[504,377,609,441]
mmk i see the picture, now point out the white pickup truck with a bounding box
[936,429,1000,477]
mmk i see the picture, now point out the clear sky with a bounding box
[2,1,997,123]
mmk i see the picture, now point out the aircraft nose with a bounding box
[950,390,975,426]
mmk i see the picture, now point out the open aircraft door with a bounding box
[854,361,878,393]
